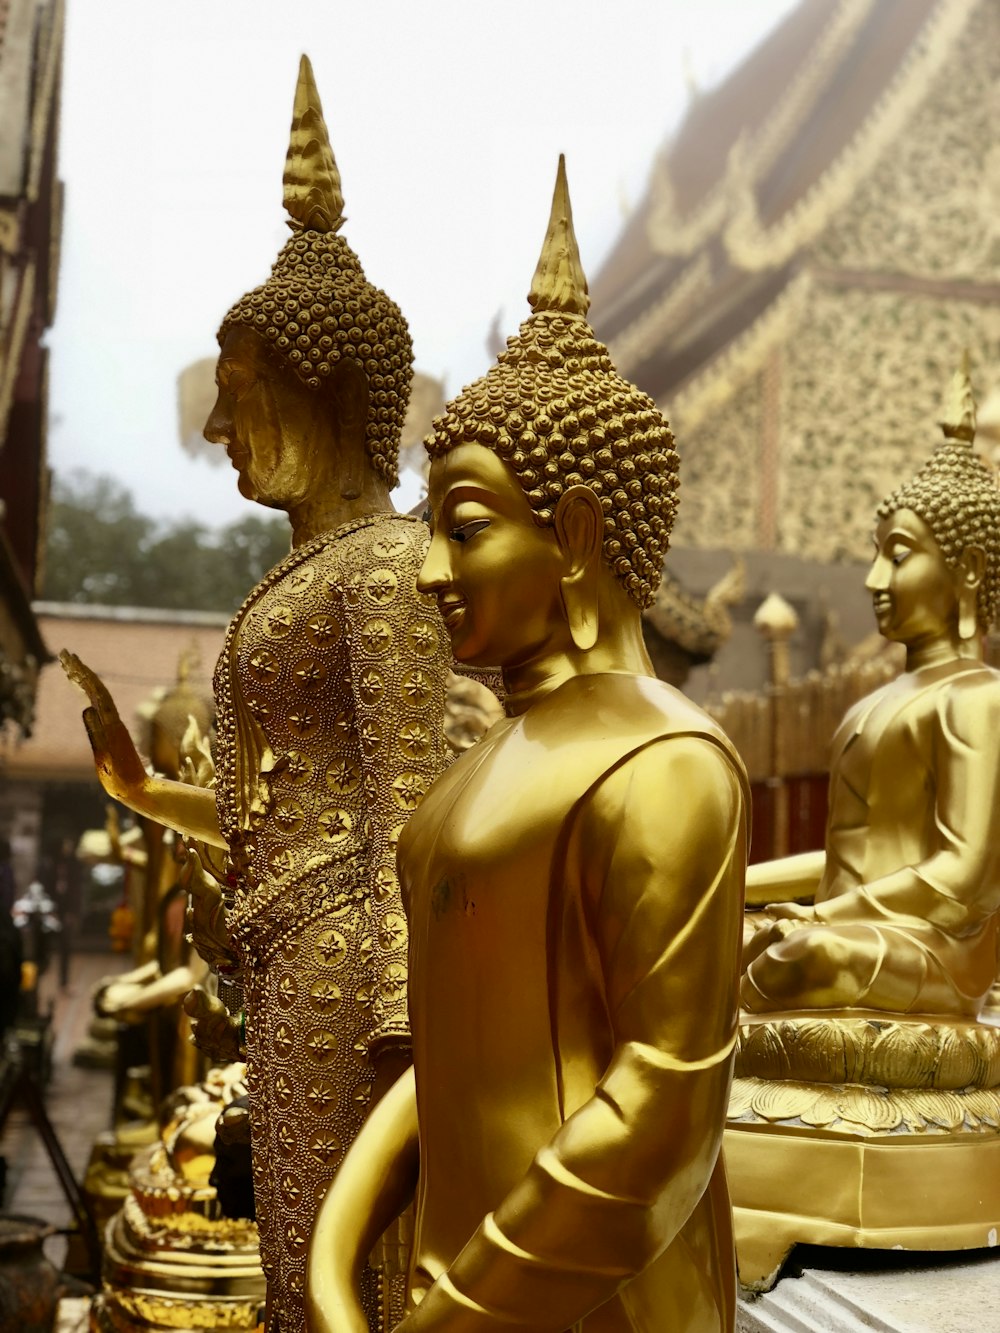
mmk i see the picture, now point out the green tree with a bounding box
[42,470,290,612]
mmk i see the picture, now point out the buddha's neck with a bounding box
[287,479,395,548]
[906,630,982,672]
[503,616,654,717]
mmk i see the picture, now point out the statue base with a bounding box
[89,1148,264,1332]
[88,1066,265,1331]
[727,1076,1000,1291]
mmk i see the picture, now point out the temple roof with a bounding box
[590,0,965,407]
[0,0,64,735]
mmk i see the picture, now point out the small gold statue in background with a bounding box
[95,659,214,1103]
[743,358,1000,1015]
[729,358,1000,1288]
[306,157,749,1333]
[65,55,450,1332]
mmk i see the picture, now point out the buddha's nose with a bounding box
[204,394,233,447]
[865,556,890,593]
[417,530,452,595]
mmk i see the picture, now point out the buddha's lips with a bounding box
[226,447,249,468]
[438,598,465,629]
[872,596,892,616]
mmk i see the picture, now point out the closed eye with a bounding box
[449,519,491,544]
[228,368,258,402]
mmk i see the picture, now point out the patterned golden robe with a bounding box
[214,512,448,1330]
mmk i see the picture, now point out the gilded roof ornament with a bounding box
[282,54,345,234]
[527,154,590,318]
[937,349,976,444]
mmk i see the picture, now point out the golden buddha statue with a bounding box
[91,1062,266,1333]
[97,657,215,1101]
[727,361,1000,1289]
[64,56,449,1332]
[742,360,1000,1017]
[306,158,749,1333]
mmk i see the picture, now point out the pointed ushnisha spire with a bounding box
[527,154,590,318]
[938,349,977,444]
[282,54,345,234]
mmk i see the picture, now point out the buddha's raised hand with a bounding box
[61,650,149,804]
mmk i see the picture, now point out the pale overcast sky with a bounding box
[47,0,799,527]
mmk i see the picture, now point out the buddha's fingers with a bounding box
[82,705,111,765]
[60,648,120,721]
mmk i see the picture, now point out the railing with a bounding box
[704,592,902,860]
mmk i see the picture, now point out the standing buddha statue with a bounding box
[64,55,449,1332]
[306,158,749,1333]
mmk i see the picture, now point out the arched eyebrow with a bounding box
[442,484,496,506]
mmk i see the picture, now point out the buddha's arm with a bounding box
[99,957,209,1018]
[807,683,1000,930]
[61,651,225,849]
[398,737,746,1331]
[305,1067,419,1333]
[745,849,825,907]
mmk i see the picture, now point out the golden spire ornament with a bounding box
[282,53,345,233]
[527,153,590,317]
[937,348,976,442]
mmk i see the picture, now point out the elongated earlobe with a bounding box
[554,485,603,652]
[959,594,978,641]
[956,546,985,641]
[328,358,371,499]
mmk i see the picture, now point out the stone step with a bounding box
[737,1255,1000,1333]
[739,1270,897,1332]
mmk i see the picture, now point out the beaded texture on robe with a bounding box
[213,511,448,1329]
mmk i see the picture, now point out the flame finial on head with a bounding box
[527,155,590,318]
[282,54,345,234]
[938,348,977,444]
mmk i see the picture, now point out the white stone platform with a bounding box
[737,1251,1000,1331]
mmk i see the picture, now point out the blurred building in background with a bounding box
[593,0,1000,691]
[0,0,63,740]
[0,603,224,930]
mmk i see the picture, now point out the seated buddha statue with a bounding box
[64,55,450,1333]
[742,361,1000,1020]
[90,1062,266,1333]
[305,158,749,1333]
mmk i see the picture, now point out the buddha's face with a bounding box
[865,508,959,646]
[419,444,568,667]
[204,325,327,509]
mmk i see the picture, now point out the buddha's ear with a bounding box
[554,485,603,652]
[956,545,986,640]
[328,356,371,441]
